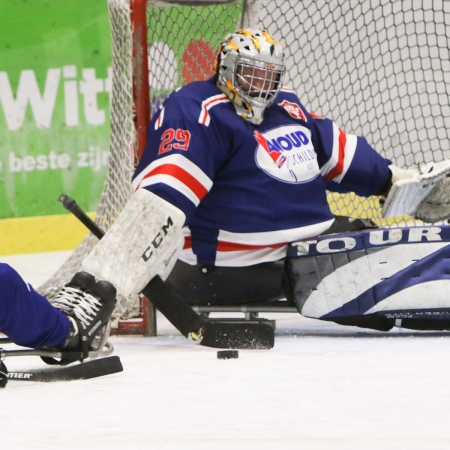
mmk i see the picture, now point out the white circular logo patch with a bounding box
[254,125,320,183]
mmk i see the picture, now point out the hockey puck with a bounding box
[217,350,239,360]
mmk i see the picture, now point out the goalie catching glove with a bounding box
[82,189,185,297]
[382,160,450,222]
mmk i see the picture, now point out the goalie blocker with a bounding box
[284,225,450,331]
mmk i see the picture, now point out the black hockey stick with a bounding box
[58,194,274,349]
[5,356,123,383]
[58,194,104,239]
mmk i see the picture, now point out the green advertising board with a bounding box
[0,0,112,219]
[0,1,243,223]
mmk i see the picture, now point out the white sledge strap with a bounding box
[382,161,450,220]
[82,189,185,297]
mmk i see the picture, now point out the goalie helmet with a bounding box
[215,28,286,125]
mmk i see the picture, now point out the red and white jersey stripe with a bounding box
[132,154,213,206]
[198,94,230,126]
[320,122,357,183]
[154,107,165,130]
[180,219,334,266]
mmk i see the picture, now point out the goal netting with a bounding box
[38,0,450,334]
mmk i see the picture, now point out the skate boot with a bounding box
[52,271,96,315]
[51,274,117,364]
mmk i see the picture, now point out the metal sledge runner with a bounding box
[0,336,122,385]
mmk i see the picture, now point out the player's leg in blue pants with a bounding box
[0,263,70,349]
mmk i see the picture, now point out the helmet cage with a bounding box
[233,56,285,109]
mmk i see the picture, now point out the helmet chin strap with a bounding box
[217,81,266,125]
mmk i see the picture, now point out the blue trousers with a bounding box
[0,263,70,349]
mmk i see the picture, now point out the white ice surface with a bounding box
[2,252,450,450]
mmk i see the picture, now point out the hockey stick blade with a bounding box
[59,194,274,350]
[7,356,123,382]
[143,276,274,349]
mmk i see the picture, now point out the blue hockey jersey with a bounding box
[132,77,392,267]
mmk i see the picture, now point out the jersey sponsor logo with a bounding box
[278,100,307,121]
[254,125,320,183]
[158,128,191,154]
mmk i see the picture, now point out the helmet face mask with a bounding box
[234,57,284,104]
[216,29,286,125]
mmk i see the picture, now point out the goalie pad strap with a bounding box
[82,189,185,297]
[285,226,450,324]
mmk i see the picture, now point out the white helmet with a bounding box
[215,28,285,125]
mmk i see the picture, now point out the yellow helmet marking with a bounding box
[262,30,276,45]
[238,30,254,37]
[226,79,239,95]
[228,40,238,51]
[252,38,261,50]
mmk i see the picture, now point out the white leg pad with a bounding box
[286,226,450,320]
[82,189,185,297]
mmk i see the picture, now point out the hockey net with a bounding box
[38,0,450,334]
[38,0,141,333]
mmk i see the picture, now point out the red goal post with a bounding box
[130,0,150,161]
